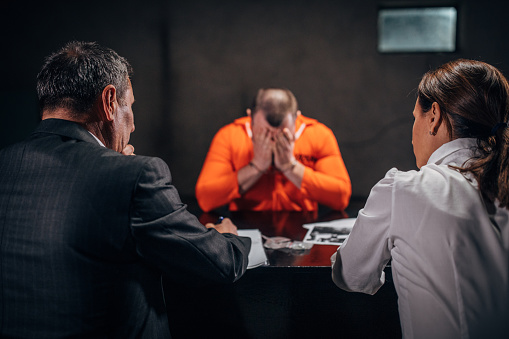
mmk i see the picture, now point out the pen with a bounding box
[217,216,224,224]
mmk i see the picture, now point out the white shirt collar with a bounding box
[88,131,105,147]
[427,138,477,167]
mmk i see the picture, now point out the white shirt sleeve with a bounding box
[331,168,396,295]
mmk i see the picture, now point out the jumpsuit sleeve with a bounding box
[300,125,352,210]
[195,126,243,212]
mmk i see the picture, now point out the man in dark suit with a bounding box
[0,41,251,338]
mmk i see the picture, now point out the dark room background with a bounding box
[2,0,508,211]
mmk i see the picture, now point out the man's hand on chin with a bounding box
[121,144,135,155]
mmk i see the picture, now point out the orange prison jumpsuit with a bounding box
[195,115,351,212]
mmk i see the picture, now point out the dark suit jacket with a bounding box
[0,119,251,338]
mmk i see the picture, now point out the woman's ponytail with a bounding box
[418,59,509,208]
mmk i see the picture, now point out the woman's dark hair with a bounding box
[418,59,509,208]
[36,41,133,114]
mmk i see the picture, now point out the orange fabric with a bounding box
[195,115,351,212]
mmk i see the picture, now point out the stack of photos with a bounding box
[302,218,356,246]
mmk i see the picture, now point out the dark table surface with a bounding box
[164,209,401,339]
[200,209,349,267]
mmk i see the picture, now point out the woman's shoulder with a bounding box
[388,164,479,204]
[383,164,468,189]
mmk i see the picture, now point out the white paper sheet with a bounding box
[237,229,269,269]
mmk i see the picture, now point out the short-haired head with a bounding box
[250,88,298,127]
[36,41,133,116]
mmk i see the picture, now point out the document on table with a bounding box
[237,229,269,269]
[302,218,357,246]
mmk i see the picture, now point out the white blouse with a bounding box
[332,138,509,339]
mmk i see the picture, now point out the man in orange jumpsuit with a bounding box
[196,88,351,212]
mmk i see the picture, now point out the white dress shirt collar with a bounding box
[88,131,105,147]
[427,138,477,166]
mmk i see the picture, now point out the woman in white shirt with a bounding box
[332,59,509,339]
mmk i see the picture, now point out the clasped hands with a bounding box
[250,126,296,173]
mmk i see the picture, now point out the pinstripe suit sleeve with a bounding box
[129,157,251,283]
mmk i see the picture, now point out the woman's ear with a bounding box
[429,102,442,135]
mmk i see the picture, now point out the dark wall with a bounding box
[2,0,509,205]
[1,0,169,159]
